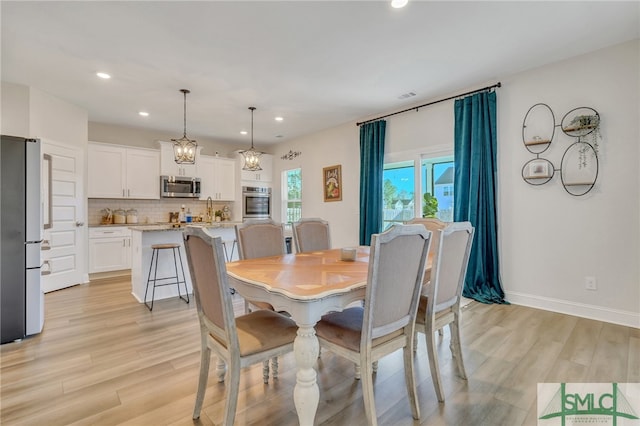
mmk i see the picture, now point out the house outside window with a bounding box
[282,168,302,223]
[382,161,415,229]
[421,157,454,222]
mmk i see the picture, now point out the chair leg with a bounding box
[360,357,378,426]
[192,344,211,419]
[450,317,467,380]
[372,360,378,373]
[354,363,361,380]
[262,360,270,384]
[438,327,444,337]
[223,359,241,426]
[271,357,279,380]
[403,344,421,420]
[425,326,445,402]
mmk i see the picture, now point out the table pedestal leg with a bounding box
[293,324,320,426]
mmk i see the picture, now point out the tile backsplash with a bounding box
[88,198,234,225]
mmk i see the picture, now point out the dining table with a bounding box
[226,246,433,425]
[226,247,371,425]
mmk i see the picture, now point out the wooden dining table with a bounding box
[226,247,371,425]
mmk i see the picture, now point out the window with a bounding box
[382,161,415,230]
[421,156,454,222]
[381,154,454,228]
[282,168,301,223]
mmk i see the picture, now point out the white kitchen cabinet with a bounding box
[89,227,131,273]
[88,142,159,199]
[238,152,273,183]
[159,141,201,177]
[199,155,236,201]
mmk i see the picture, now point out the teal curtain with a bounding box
[359,120,386,245]
[454,91,506,304]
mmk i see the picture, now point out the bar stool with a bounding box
[222,239,237,262]
[144,243,189,311]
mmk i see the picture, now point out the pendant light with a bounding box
[171,89,197,164]
[240,106,262,171]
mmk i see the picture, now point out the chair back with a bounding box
[428,222,474,313]
[363,224,431,341]
[406,217,447,258]
[235,219,286,260]
[292,218,331,252]
[183,227,238,352]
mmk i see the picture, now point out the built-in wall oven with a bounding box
[242,186,271,219]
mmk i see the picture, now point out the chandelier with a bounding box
[240,106,262,171]
[171,89,197,164]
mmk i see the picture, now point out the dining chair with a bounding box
[235,218,287,260]
[415,221,474,402]
[406,217,448,282]
[315,224,431,426]
[407,217,449,338]
[183,227,298,424]
[291,217,331,253]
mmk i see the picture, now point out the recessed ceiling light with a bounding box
[391,0,408,8]
[275,135,284,138]
[138,111,149,117]
[275,116,284,122]
[240,130,248,135]
[96,72,111,79]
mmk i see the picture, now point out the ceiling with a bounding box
[2,1,638,147]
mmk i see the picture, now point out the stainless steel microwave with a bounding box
[160,175,201,198]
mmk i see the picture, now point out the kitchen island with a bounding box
[129,222,240,304]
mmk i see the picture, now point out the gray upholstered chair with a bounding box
[183,227,297,424]
[315,224,431,426]
[235,218,287,260]
[415,221,474,402]
[291,217,331,253]
[406,217,448,283]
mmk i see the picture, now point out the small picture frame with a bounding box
[528,160,550,179]
[323,164,342,202]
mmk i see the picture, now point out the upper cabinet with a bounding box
[88,142,159,199]
[158,141,201,177]
[199,155,236,201]
[238,152,273,183]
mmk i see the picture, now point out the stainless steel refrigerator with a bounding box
[1,135,44,344]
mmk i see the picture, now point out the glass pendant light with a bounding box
[240,106,262,171]
[172,89,197,164]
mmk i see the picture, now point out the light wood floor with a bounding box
[1,277,638,426]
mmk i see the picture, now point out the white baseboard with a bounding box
[504,291,640,329]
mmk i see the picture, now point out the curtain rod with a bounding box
[356,82,502,126]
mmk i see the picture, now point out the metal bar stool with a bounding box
[144,243,189,311]
[222,239,237,262]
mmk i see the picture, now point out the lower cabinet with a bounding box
[89,227,132,273]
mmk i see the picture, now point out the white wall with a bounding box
[499,40,639,327]
[88,121,250,156]
[1,82,30,136]
[272,39,640,327]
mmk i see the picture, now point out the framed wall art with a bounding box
[323,164,342,202]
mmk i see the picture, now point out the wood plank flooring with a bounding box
[1,277,638,425]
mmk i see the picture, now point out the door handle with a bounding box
[76,221,85,227]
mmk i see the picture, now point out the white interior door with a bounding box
[41,140,86,293]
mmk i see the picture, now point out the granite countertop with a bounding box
[89,222,241,231]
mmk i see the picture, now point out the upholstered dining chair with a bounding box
[291,217,331,253]
[235,218,287,260]
[315,224,431,426]
[406,217,448,282]
[183,227,298,424]
[415,221,474,402]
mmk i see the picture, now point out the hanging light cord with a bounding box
[249,106,256,148]
[182,89,188,137]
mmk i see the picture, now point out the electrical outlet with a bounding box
[585,276,597,291]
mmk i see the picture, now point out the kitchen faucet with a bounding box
[206,196,213,223]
